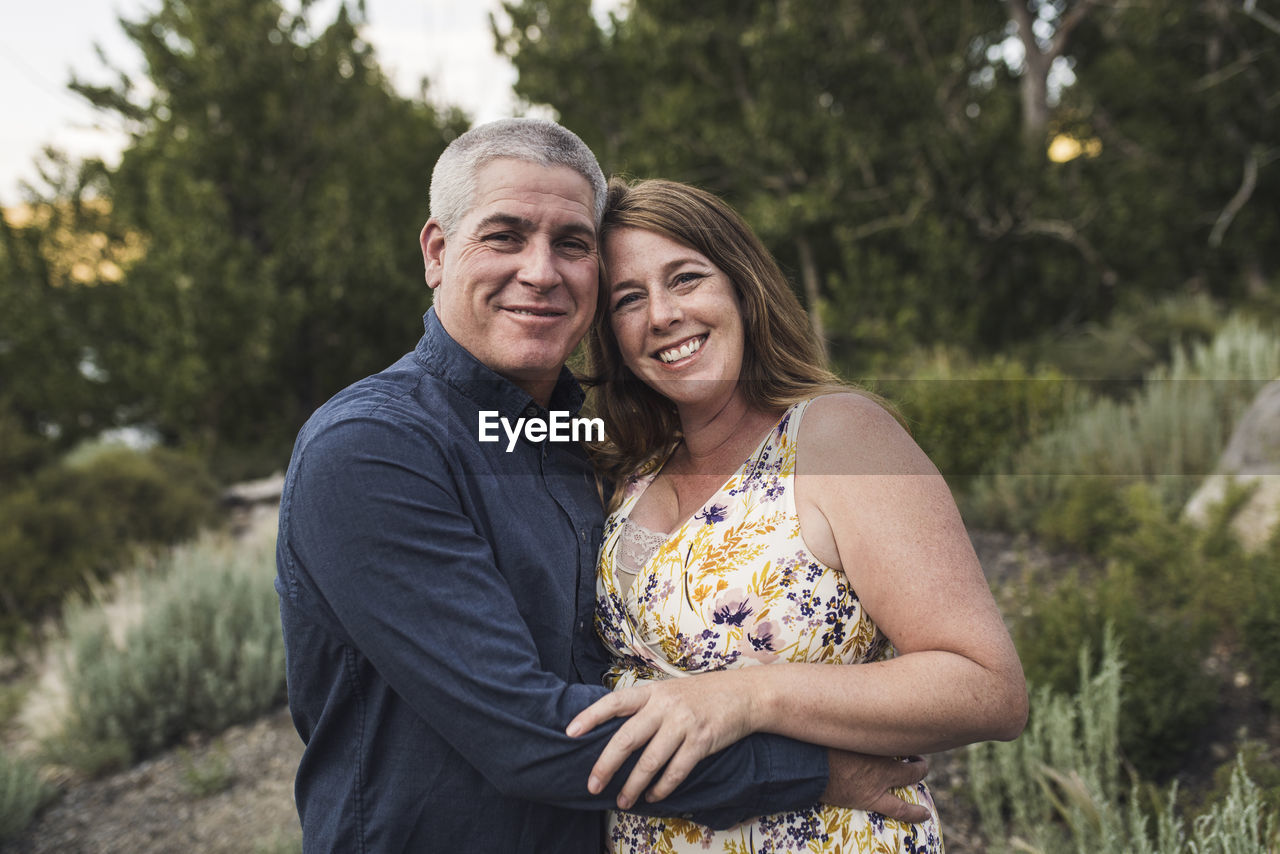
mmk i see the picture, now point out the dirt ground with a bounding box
[3,707,303,854]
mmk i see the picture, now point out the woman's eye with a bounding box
[612,293,641,311]
[673,272,704,287]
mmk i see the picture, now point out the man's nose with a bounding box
[517,241,561,290]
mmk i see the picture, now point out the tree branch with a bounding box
[1047,0,1101,63]
[1241,0,1280,37]
[1209,149,1259,248]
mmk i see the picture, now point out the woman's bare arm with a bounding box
[569,393,1026,806]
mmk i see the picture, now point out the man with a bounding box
[276,118,928,852]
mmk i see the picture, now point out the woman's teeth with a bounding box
[658,336,704,363]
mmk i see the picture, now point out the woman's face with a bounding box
[603,227,746,411]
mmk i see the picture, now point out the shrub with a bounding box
[0,445,220,649]
[969,315,1280,531]
[0,749,55,842]
[1011,559,1218,780]
[51,535,285,769]
[870,352,1078,486]
[1241,532,1280,711]
[1033,292,1225,386]
[968,633,1280,853]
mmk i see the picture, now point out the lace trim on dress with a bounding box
[614,517,668,599]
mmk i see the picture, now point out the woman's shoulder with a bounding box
[799,390,905,441]
[797,391,935,476]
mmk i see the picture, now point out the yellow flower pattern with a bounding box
[595,400,944,853]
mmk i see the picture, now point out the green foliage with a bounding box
[0,159,125,451]
[1030,293,1226,388]
[970,316,1280,532]
[968,634,1280,853]
[1241,532,1280,711]
[66,0,468,476]
[502,0,1280,365]
[1199,741,1280,823]
[869,352,1078,484]
[0,749,55,842]
[51,536,286,770]
[178,744,236,798]
[1011,537,1218,780]
[1010,475,1280,780]
[0,446,219,649]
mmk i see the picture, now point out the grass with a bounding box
[0,748,55,842]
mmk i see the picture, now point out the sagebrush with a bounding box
[50,534,285,771]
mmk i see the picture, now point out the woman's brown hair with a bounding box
[586,177,882,493]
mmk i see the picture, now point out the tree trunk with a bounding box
[795,234,828,362]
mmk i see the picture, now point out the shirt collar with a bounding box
[414,307,586,422]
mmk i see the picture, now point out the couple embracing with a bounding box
[275,118,1027,853]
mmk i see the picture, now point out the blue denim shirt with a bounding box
[276,308,828,853]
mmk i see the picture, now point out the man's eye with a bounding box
[558,239,592,255]
[485,232,519,245]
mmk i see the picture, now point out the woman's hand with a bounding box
[566,670,762,809]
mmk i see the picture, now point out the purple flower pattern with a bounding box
[595,400,942,852]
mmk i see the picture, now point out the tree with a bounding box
[1004,0,1102,147]
[500,0,1276,369]
[0,153,125,456]
[500,0,1108,362]
[72,0,468,476]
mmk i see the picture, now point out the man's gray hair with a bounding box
[429,118,607,237]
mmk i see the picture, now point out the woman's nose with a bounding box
[647,289,682,330]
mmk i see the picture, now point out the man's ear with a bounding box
[421,219,446,289]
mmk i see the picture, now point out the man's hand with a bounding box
[821,751,931,823]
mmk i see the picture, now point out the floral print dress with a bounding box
[595,399,943,854]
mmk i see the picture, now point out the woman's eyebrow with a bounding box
[609,257,704,292]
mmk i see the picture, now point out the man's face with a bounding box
[421,158,598,403]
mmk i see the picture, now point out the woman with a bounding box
[570,177,1027,853]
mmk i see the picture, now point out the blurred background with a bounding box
[1,1,1278,851]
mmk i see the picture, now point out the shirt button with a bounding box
[524,404,538,418]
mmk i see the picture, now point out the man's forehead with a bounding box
[471,160,593,211]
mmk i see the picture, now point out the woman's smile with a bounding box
[604,227,746,413]
[655,334,708,365]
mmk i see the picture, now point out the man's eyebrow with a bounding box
[471,213,595,244]
[472,213,535,233]
[558,221,597,242]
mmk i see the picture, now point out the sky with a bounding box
[0,0,617,205]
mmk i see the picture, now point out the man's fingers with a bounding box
[888,755,928,789]
[871,793,932,824]
[869,756,930,823]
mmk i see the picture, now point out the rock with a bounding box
[1184,379,1280,551]
[221,472,286,506]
